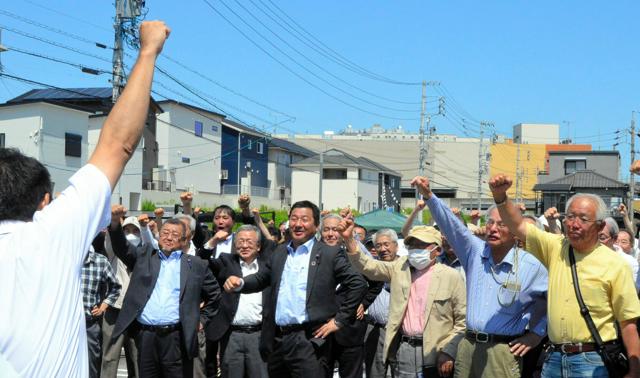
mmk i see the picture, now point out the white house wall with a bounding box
[156,103,222,194]
[357,168,379,213]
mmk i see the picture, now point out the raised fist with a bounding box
[138,213,150,227]
[470,209,480,219]
[180,192,193,205]
[238,194,251,209]
[154,208,164,218]
[193,207,202,216]
[472,226,488,239]
[251,207,261,218]
[410,176,432,198]
[139,20,171,56]
[223,276,243,293]
[631,160,640,175]
[451,207,461,216]
[544,207,560,220]
[339,207,353,220]
[336,217,355,240]
[213,230,230,242]
[488,174,513,197]
[416,199,426,210]
[111,205,126,226]
[619,203,628,215]
[321,209,331,217]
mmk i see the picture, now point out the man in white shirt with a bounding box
[207,225,271,378]
[0,21,170,377]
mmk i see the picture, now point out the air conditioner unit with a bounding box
[220,170,229,180]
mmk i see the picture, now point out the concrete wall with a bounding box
[291,168,320,207]
[543,152,620,182]
[156,103,222,195]
[513,123,560,144]
[357,168,380,213]
[0,102,90,194]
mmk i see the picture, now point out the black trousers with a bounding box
[329,342,364,378]
[86,319,102,378]
[136,328,194,378]
[204,339,219,378]
[267,329,332,378]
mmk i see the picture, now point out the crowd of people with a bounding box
[2,20,640,378]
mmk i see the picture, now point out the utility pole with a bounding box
[318,150,324,210]
[515,136,522,203]
[478,121,495,211]
[112,0,142,103]
[630,111,636,212]
[418,81,427,177]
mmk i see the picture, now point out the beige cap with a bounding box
[405,225,442,247]
[122,216,141,230]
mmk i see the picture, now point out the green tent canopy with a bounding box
[354,209,422,235]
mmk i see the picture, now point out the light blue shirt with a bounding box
[427,195,548,336]
[138,250,182,325]
[275,237,316,326]
[367,284,390,326]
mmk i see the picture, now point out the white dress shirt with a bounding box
[214,234,234,258]
[232,258,263,326]
[0,164,111,377]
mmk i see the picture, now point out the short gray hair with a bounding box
[565,193,607,222]
[321,214,342,228]
[173,213,196,232]
[603,217,619,238]
[373,228,398,244]
[236,224,261,244]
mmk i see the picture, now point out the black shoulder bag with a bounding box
[569,246,629,377]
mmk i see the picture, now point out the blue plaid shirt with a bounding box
[81,250,121,318]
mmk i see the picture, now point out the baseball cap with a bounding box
[404,225,442,247]
[122,216,141,230]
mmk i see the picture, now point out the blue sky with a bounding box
[0,1,638,172]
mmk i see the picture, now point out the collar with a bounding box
[84,250,97,265]
[286,236,316,256]
[221,233,234,244]
[159,250,183,261]
[481,244,516,267]
[240,258,258,269]
[0,220,26,236]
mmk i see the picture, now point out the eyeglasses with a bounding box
[598,233,612,241]
[486,219,508,229]
[160,230,183,239]
[236,239,257,246]
[564,214,596,225]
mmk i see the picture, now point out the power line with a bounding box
[200,0,420,121]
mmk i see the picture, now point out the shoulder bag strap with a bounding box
[568,245,605,350]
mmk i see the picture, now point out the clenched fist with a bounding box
[139,20,171,57]
[544,207,560,221]
[138,213,150,227]
[238,194,251,209]
[410,176,432,199]
[488,174,513,201]
[111,205,126,227]
[416,199,426,210]
[631,160,640,175]
[180,192,193,205]
[223,276,243,293]
[154,207,165,218]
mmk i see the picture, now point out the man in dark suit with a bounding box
[223,200,367,378]
[207,224,272,378]
[320,214,383,378]
[108,205,221,378]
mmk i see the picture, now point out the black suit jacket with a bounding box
[108,226,221,358]
[242,239,367,357]
[205,251,272,341]
[333,274,384,347]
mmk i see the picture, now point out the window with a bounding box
[247,140,252,150]
[257,142,264,154]
[564,159,586,175]
[182,156,191,163]
[194,121,203,137]
[0,133,4,148]
[211,125,218,132]
[323,168,347,179]
[64,133,82,157]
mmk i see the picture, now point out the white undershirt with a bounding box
[231,259,262,326]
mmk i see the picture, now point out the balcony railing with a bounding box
[143,179,172,192]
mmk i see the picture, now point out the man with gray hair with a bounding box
[488,174,640,377]
[601,217,639,290]
[208,224,271,378]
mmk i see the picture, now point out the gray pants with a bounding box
[220,330,267,378]
[193,329,207,378]
[87,319,102,378]
[364,324,389,378]
[101,307,139,378]
[389,340,437,378]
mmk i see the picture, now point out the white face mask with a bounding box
[407,247,436,270]
[126,233,141,247]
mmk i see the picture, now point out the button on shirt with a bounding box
[401,266,434,336]
[0,164,112,377]
[426,194,548,336]
[525,224,640,343]
[275,237,316,326]
[139,251,182,325]
[232,259,262,326]
[81,250,121,318]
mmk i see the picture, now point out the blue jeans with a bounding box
[541,351,608,377]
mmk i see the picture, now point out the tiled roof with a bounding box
[533,170,627,191]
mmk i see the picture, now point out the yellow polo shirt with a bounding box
[525,224,640,343]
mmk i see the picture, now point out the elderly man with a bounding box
[600,217,639,286]
[340,213,466,378]
[411,176,548,378]
[321,214,383,378]
[108,206,221,377]
[364,229,399,378]
[208,225,271,378]
[488,173,640,378]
